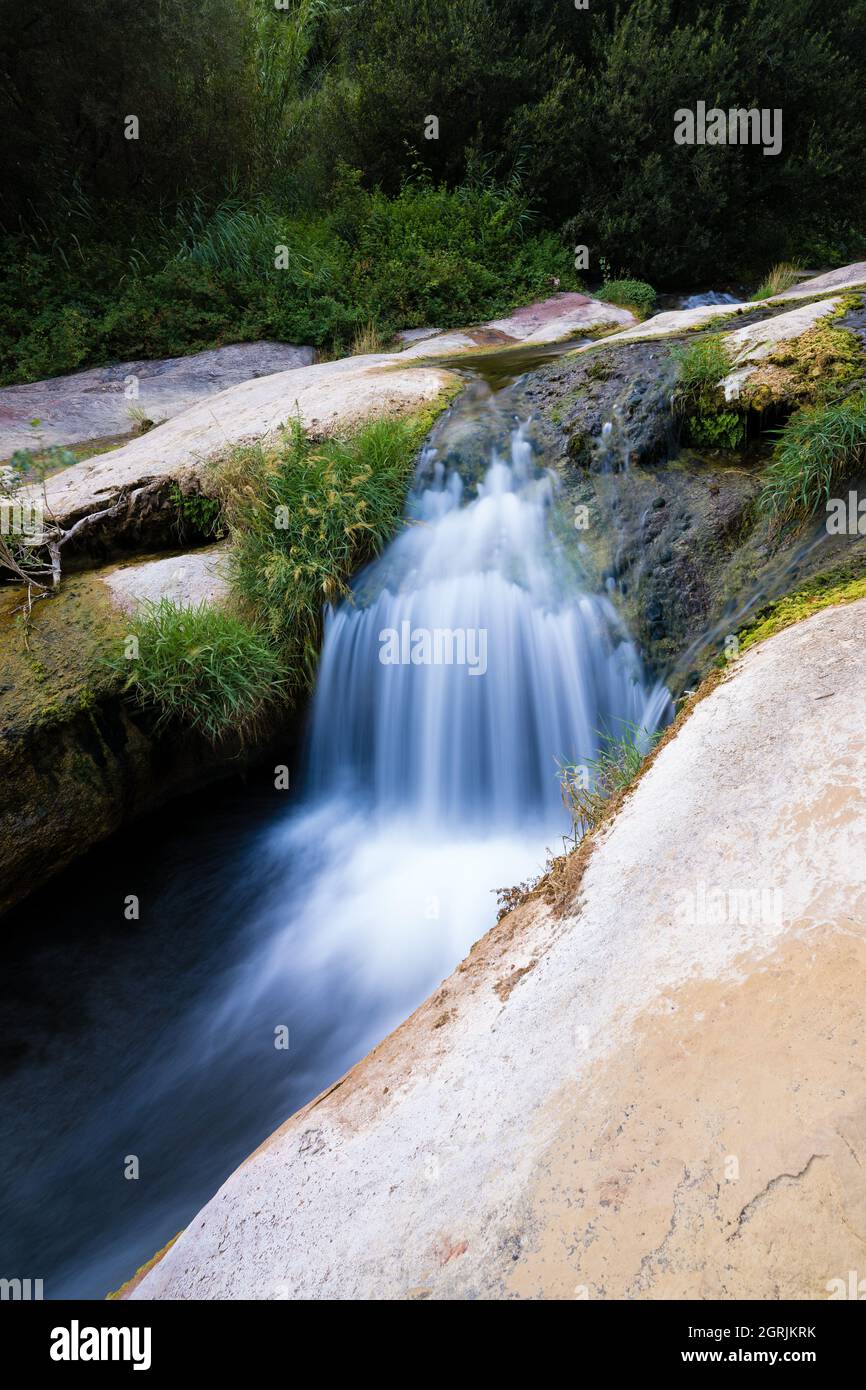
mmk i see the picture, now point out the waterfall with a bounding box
[239,412,670,1008]
[305,421,669,825]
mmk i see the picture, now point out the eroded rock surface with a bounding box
[0,342,315,457]
[99,545,230,612]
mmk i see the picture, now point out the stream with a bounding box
[0,341,671,1298]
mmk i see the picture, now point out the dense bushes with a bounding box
[0,178,574,383]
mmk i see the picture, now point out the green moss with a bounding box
[738,563,866,652]
[0,573,124,742]
[742,319,865,412]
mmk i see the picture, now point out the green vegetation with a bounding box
[167,484,226,542]
[670,334,745,448]
[737,564,866,652]
[599,279,657,320]
[112,599,287,745]
[3,0,866,385]
[670,334,732,396]
[0,177,572,383]
[758,392,866,525]
[742,319,865,413]
[558,722,662,844]
[750,262,803,301]
[219,411,432,685]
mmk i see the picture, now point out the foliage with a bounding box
[686,409,746,449]
[599,278,657,319]
[0,176,573,383]
[751,262,803,301]
[219,411,429,685]
[758,392,866,525]
[3,0,866,369]
[110,598,286,744]
[668,333,745,447]
[167,484,225,541]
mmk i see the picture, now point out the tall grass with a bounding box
[558,722,661,844]
[220,413,426,685]
[751,261,803,301]
[758,391,866,525]
[112,599,287,744]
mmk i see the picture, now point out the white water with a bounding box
[236,418,671,1014]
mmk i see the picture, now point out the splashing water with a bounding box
[249,416,672,1000]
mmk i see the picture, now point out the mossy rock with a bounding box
[741,322,865,412]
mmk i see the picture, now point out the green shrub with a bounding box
[112,599,287,744]
[220,412,429,684]
[758,392,866,525]
[0,175,577,384]
[686,410,746,449]
[599,278,657,319]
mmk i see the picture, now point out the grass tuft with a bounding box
[558,722,662,843]
[758,391,866,525]
[750,261,803,301]
[112,599,287,744]
[219,412,429,687]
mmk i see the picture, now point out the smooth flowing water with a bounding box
[0,348,669,1297]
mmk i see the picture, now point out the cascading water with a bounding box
[0,353,671,1299]
[306,421,668,823]
[228,406,671,1011]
